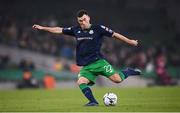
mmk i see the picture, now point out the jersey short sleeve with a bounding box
[99,25,114,37]
[62,27,75,36]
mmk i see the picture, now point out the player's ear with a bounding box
[87,15,90,22]
[77,17,81,23]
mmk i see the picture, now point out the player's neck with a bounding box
[87,24,92,29]
[82,24,92,30]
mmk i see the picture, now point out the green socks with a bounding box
[79,83,88,90]
[119,70,126,80]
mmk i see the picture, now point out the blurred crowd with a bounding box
[0,16,75,57]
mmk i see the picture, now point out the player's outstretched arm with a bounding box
[112,32,138,46]
[32,24,63,34]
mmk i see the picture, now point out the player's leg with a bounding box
[109,68,141,83]
[108,73,122,83]
[98,60,122,83]
[100,59,141,83]
[77,72,98,106]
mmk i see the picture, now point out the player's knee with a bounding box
[77,79,82,85]
[114,79,122,83]
[112,77,121,83]
[77,77,88,85]
[109,74,122,83]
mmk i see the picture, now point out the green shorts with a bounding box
[78,59,116,86]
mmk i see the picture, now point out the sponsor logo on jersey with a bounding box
[77,37,93,41]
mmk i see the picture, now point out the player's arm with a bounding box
[32,24,63,34]
[112,32,138,46]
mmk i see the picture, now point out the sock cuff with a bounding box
[79,83,88,90]
[119,70,126,80]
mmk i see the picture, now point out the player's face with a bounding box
[77,14,90,29]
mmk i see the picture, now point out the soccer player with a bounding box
[32,9,141,106]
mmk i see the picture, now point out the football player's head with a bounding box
[77,9,91,29]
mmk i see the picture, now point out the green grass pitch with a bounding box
[0,86,180,112]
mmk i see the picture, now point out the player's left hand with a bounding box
[131,40,138,46]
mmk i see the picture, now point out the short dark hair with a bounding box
[76,9,88,17]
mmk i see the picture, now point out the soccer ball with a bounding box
[103,92,118,106]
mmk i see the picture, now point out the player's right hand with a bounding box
[32,24,43,30]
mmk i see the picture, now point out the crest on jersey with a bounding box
[89,30,94,34]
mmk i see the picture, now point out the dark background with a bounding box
[0,0,180,86]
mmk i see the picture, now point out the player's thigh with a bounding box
[78,69,97,86]
[101,60,116,78]
[98,60,122,83]
[108,73,122,83]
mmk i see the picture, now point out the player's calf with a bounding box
[77,77,99,106]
